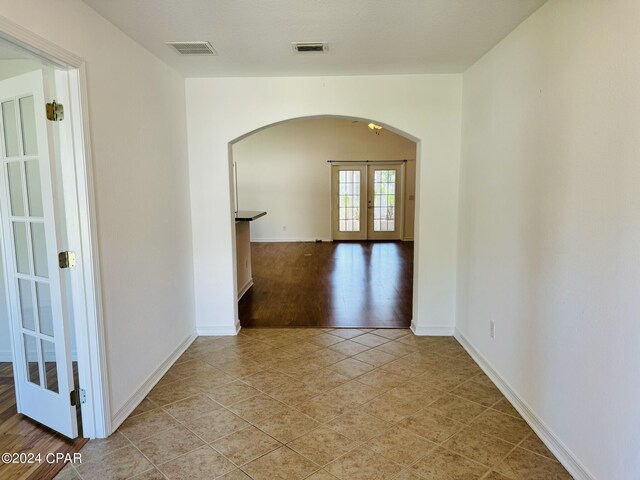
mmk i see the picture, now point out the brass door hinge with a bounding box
[70,388,86,406]
[58,251,76,269]
[46,100,64,121]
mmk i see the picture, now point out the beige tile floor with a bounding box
[57,328,573,480]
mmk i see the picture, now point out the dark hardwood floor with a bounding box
[239,241,413,328]
[0,362,86,480]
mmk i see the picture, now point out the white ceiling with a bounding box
[82,0,546,77]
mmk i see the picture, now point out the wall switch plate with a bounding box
[490,320,496,339]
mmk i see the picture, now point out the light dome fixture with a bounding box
[368,123,383,134]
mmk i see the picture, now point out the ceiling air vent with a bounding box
[166,41,217,56]
[292,42,328,54]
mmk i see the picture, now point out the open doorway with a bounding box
[0,26,106,478]
[232,117,417,328]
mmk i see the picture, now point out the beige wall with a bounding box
[458,1,640,478]
[186,75,462,336]
[232,117,417,242]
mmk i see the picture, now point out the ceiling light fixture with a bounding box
[368,123,383,135]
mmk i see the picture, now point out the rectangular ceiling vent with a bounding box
[292,42,328,54]
[166,41,217,56]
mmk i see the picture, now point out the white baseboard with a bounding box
[110,333,197,432]
[251,237,332,243]
[237,278,254,300]
[410,321,455,336]
[197,319,241,336]
[454,329,595,480]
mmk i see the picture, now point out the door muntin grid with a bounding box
[1,94,58,394]
[372,169,397,232]
[338,169,362,232]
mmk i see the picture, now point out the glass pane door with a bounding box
[367,165,402,240]
[332,166,366,240]
[0,70,77,438]
[372,169,397,232]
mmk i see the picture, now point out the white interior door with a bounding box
[0,70,78,438]
[332,163,403,241]
[367,164,403,240]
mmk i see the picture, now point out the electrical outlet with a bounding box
[490,320,496,339]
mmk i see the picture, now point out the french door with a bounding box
[0,71,78,438]
[332,163,403,241]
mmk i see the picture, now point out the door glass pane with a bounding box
[23,333,41,386]
[2,100,19,157]
[41,339,58,393]
[19,279,35,331]
[373,169,397,232]
[31,222,48,278]
[13,221,30,274]
[25,159,44,217]
[36,282,53,337]
[7,162,25,216]
[338,170,361,232]
[19,96,37,155]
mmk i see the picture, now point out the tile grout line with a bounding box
[88,330,558,480]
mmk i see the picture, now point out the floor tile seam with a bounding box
[478,433,531,479]
[285,426,375,470]
[400,432,494,478]
[207,429,284,470]
[135,418,253,478]
[121,432,172,480]
[74,441,133,467]
[461,422,530,447]
[161,396,257,445]
[454,421,535,476]
[486,404,525,421]
[204,388,263,410]
[512,431,563,463]
[320,437,405,477]
[63,462,85,480]
[238,445,321,479]
[443,426,525,468]
[447,389,500,407]
[314,418,393,449]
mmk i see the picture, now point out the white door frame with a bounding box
[0,17,110,438]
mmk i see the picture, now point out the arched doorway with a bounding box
[228,116,417,328]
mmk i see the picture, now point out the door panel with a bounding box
[0,71,78,438]
[332,165,367,240]
[367,165,402,240]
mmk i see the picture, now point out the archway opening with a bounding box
[228,115,419,328]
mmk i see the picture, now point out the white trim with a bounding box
[197,319,241,336]
[110,333,197,431]
[454,329,596,480]
[410,321,455,336]
[237,278,253,300]
[0,16,108,438]
[0,16,83,69]
[250,237,333,243]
